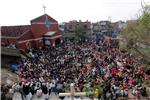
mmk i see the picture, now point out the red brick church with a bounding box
[1,14,62,50]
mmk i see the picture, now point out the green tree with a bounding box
[75,24,87,41]
[121,4,150,63]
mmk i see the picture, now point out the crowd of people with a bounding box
[2,37,150,100]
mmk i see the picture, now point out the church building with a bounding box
[1,14,62,50]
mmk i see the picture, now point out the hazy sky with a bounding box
[0,0,150,26]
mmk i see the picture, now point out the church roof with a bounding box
[1,14,60,41]
[30,14,57,23]
[17,30,34,41]
[1,25,30,37]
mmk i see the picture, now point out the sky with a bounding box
[0,0,150,26]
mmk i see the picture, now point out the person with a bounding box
[140,87,147,97]
[50,81,57,95]
[41,83,49,100]
[47,82,51,95]
[5,85,14,100]
[56,81,62,93]
[30,83,36,95]
[36,88,43,97]
[15,82,26,100]
[12,37,148,100]
[22,82,32,100]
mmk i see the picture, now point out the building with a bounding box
[64,20,92,34]
[1,14,62,50]
[58,22,65,34]
[93,21,113,36]
[111,21,126,34]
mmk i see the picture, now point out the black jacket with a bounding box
[41,85,48,94]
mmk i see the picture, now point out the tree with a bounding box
[121,4,150,63]
[75,24,87,41]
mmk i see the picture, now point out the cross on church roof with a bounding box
[43,5,46,14]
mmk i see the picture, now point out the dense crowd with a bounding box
[2,37,150,100]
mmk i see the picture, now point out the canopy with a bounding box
[45,31,56,36]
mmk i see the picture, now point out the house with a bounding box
[58,22,65,33]
[64,20,92,34]
[111,21,126,34]
[93,21,113,36]
[1,14,62,50]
